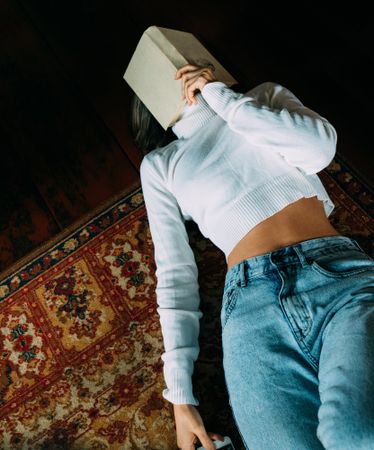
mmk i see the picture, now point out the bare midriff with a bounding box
[226,196,340,270]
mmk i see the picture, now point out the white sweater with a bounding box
[139,80,337,405]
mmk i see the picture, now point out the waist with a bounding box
[226,196,340,270]
[224,235,362,291]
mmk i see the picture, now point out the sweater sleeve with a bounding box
[201,80,337,175]
[140,154,202,406]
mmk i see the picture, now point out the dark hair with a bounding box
[129,92,178,156]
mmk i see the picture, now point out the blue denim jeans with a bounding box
[221,235,374,450]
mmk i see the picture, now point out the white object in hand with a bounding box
[196,435,235,450]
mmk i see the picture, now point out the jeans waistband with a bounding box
[224,235,363,291]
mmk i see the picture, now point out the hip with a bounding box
[222,234,374,348]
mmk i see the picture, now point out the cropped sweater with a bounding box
[139,80,337,405]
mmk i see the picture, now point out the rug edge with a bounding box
[0,179,142,282]
[1,153,373,282]
[335,152,373,194]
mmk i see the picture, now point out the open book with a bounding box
[123,25,238,130]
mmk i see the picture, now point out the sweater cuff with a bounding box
[201,81,248,121]
[162,369,200,406]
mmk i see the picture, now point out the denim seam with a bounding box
[310,262,374,279]
[304,244,363,259]
[299,341,318,371]
[222,286,241,330]
[288,295,313,337]
[230,404,251,450]
[280,300,319,371]
[222,351,250,450]
[225,264,301,291]
[224,272,263,291]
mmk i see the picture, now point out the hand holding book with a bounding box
[175,63,218,106]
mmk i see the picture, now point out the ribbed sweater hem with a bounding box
[215,171,335,257]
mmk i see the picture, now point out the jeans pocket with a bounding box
[221,284,240,330]
[309,248,374,279]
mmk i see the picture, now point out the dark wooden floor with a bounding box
[1,0,373,275]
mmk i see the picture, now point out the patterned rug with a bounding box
[0,156,373,450]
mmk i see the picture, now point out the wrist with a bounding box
[173,403,194,409]
[201,79,226,94]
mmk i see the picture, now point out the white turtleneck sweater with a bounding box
[139,80,337,405]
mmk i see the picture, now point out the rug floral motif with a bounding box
[0,156,373,450]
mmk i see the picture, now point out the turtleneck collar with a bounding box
[171,91,217,139]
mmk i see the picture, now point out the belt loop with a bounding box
[294,245,309,268]
[238,261,247,287]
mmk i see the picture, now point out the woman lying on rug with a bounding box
[130,61,374,450]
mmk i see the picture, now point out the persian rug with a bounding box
[0,155,373,450]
